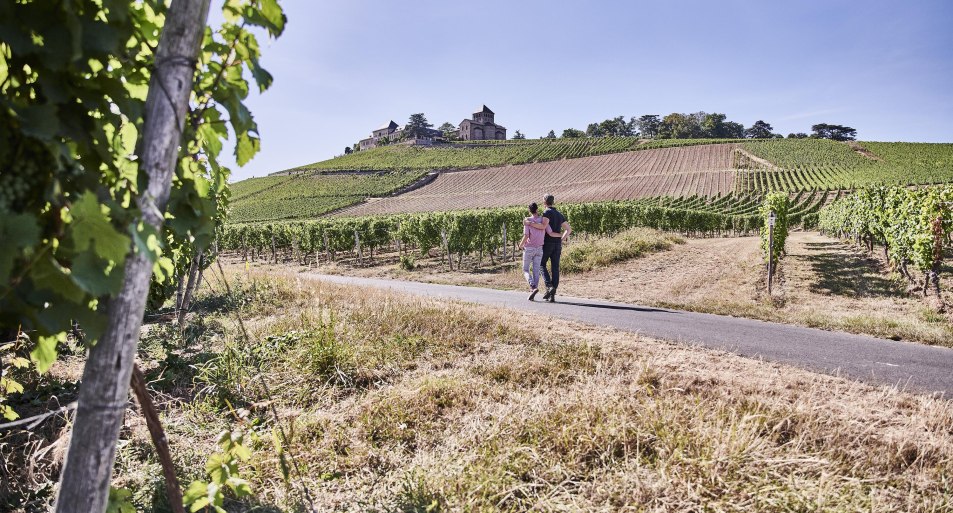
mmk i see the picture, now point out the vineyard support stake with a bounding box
[767,210,776,295]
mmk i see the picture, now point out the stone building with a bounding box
[357,105,506,150]
[458,105,506,141]
[359,120,400,150]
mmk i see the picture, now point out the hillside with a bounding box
[227,140,953,223]
[280,137,740,173]
[228,171,424,223]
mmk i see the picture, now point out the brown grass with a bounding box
[147,269,953,510]
[9,265,950,512]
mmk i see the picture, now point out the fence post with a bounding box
[501,223,507,261]
[354,229,362,266]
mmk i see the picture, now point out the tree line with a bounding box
[550,113,856,142]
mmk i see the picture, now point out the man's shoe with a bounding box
[542,287,553,300]
[547,293,556,303]
[528,289,539,301]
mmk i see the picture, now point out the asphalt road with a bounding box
[312,274,953,397]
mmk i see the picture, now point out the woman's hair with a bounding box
[528,202,538,214]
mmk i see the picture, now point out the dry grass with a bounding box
[560,228,683,273]
[152,269,953,510]
[8,265,951,512]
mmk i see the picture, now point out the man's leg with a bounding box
[522,249,533,288]
[541,243,555,298]
[548,243,562,301]
[531,247,543,290]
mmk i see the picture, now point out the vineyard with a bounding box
[281,137,743,173]
[227,140,953,225]
[738,140,953,192]
[334,144,741,216]
[228,171,425,223]
[219,191,831,270]
[819,185,953,295]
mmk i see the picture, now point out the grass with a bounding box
[8,266,953,512]
[561,228,684,273]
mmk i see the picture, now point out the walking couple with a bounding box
[518,195,571,302]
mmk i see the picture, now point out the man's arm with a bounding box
[560,221,571,241]
[525,217,549,230]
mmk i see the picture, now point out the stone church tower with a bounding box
[458,105,506,141]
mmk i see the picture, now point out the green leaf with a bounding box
[0,213,40,282]
[2,405,18,421]
[30,332,66,374]
[70,251,124,296]
[259,0,286,36]
[12,104,59,139]
[235,131,260,166]
[70,193,131,264]
[183,480,211,512]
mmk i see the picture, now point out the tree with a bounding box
[592,115,633,137]
[811,123,857,141]
[0,0,285,510]
[659,113,702,139]
[437,122,457,140]
[512,130,526,140]
[635,115,661,139]
[546,130,556,139]
[745,120,777,139]
[404,113,433,138]
[344,146,352,154]
[788,132,809,139]
[562,128,585,138]
[699,113,743,139]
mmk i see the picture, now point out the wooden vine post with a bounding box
[767,211,776,295]
[54,1,212,511]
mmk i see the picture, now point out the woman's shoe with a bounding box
[528,289,539,301]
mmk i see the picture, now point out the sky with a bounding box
[221,0,953,181]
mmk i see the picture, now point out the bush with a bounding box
[399,254,416,271]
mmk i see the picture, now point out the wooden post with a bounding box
[441,229,452,271]
[354,229,362,266]
[501,223,507,261]
[130,364,186,513]
[54,1,212,510]
[323,232,331,263]
[767,211,775,295]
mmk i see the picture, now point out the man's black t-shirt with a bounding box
[543,207,566,244]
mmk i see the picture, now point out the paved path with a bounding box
[312,274,953,396]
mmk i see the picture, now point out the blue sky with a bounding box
[223,0,953,180]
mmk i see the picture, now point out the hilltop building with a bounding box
[458,105,506,141]
[358,105,506,150]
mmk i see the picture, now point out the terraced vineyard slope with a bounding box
[229,171,424,223]
[281,137,741,173]
[336,144,739,216]
[738,140,953,191]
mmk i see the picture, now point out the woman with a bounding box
[518,202,562,300]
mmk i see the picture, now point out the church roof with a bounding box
[375,120,399,131]
[474,105,494,115]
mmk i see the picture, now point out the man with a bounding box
[525,194,571,302]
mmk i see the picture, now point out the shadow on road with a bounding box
[552,300,674,314]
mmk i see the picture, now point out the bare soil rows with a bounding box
[337,144,740,216]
